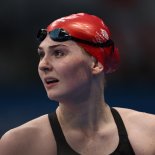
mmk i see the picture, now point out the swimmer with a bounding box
[0,13,155,155]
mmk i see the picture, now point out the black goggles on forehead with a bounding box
[37,28,114,48]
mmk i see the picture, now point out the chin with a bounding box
[47,91,73,103]
[47,92,59,101]
[47,91,64,102]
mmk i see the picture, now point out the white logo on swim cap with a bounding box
[94,29,109,42]
[100,29,109,40]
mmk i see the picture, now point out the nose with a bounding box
[38,56,52,73]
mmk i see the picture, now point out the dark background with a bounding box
[0,0,155,136]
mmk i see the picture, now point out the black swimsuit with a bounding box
[48,108,135,155]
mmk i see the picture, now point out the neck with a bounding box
[56,92,112,134]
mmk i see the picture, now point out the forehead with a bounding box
[38,35,81,51]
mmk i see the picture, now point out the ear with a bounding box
[91,57,104,75]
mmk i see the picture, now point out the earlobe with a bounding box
[91,60,104,75]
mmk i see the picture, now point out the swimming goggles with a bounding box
[37,28,114,48]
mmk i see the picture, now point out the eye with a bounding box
[38,50,44,60]
[54,50,65,58]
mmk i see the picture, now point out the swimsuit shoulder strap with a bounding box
[110,108,135,155]
[48,112,80,155]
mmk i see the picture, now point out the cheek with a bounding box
[58,59,92,86]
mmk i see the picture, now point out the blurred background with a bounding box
[0,0,155,136]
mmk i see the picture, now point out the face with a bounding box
[38,35,94,102]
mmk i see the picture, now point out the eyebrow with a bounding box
[38,44,68,50]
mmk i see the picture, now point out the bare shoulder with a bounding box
[0,114,56,155]
[113,107,155,154]
[114,107,155,127]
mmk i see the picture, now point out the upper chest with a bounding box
[61,123,120,155]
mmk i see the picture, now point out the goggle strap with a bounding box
[71,37,114,48]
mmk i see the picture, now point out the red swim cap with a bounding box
[47,13,120,73]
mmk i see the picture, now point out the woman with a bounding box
[0,13,155,155]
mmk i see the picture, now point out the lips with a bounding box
[44,77,59,88]
[45,78,59,84]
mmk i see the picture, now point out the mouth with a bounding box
[44,77,59,88]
